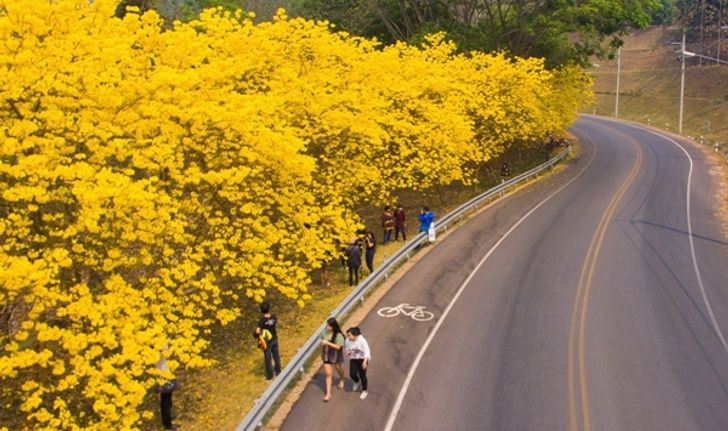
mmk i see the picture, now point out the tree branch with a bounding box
[8,100,23,119]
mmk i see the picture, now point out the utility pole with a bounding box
[679,31,687,135]
[720,0,724,62]
[700,0,705,66]
[615,46,621,119]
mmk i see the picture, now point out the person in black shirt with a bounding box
[345,238,362,286]
[500,162,510,182]
[364,231,376,274]
[394,205,406,241]
[255,301,281,380]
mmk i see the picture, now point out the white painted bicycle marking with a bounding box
[377,304,435,322]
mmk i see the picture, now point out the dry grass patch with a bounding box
[591,26,728,146]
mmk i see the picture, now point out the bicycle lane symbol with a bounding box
[377,303,435,322]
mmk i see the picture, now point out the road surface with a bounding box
[279,116,728,431]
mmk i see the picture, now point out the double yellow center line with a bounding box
[567,131,643,431]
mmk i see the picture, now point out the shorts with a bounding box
[321,346,343,364]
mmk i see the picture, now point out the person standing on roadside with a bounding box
[364,231,376,274]
[320,317,346,402]
[345,238,362,287]
[500,162,510,183]
[345,326,371,400]
[255,301,281,380]
[418,206,434,233]
[381,206,395,244]
[155,344,179,430]
[394,205,407,241]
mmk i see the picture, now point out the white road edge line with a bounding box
[383,136,598,431]
[630,125,728,356]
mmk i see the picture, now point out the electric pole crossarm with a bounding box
[686,52,728,65]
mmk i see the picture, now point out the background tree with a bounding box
[668,0,726,59]
[651,0,678,24]
[149,0,295,22]
[294,0,658,67]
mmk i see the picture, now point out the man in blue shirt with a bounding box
[418,206,434,233]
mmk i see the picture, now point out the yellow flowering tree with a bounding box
[0,1,591,429]
[0,3,325,429]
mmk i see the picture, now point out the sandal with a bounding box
[322,395,331,402]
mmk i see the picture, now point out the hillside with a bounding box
[590,26,728,149]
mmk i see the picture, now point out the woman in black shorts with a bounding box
[320,317,346,401]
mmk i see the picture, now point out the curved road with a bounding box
[278,116,728,431]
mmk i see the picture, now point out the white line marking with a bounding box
[383,137,597,431]
[626,124,728,356]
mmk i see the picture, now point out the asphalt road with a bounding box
[278,116,728,431]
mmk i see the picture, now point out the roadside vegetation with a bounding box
[591,26,728,151]
[0,2,591,430]
[590,1,728,150]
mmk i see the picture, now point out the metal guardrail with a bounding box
[236,145,571,431]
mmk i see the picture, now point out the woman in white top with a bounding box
[345,326,371,400]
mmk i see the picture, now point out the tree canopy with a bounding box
[294,0,658,67]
